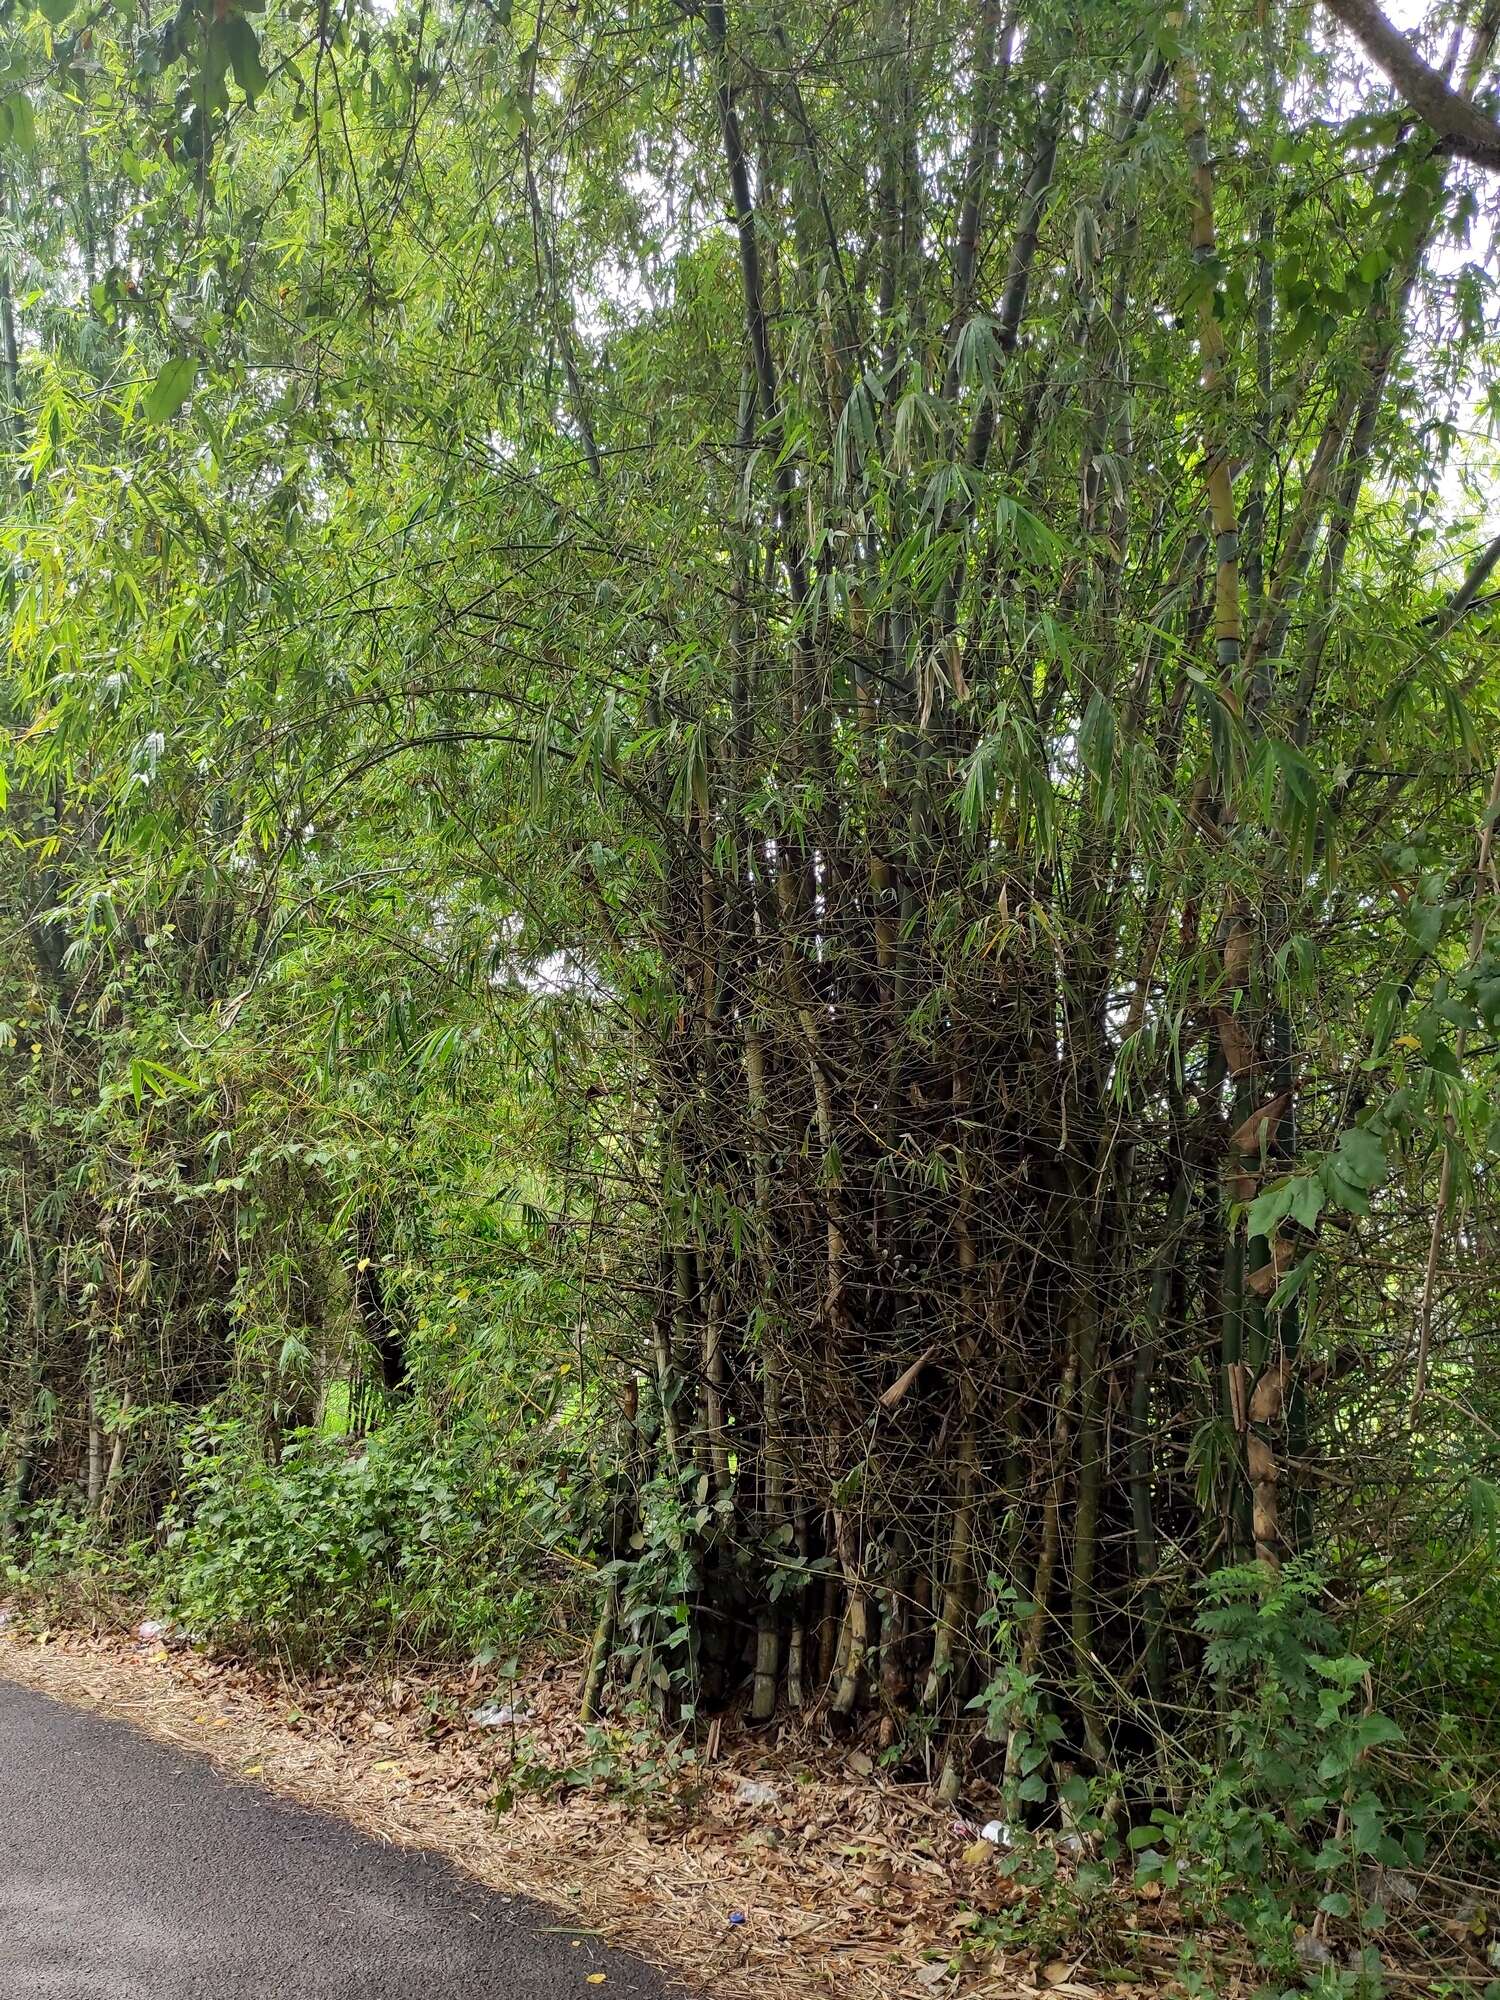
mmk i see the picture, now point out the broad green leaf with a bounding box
[143,356,199,423]
[222,16,269,99]
[1,94,35,153]
[1336,1126,1387,1190]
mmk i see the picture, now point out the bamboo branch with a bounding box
[1323,0,1500,168]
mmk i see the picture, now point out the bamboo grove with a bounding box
[3,0,1500,1820]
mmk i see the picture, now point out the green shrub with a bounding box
[3,1497,160,1627]
[164,1416,559,1667]
[1128,1563,1418,1992]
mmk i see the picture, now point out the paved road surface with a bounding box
[0,1676,678,1999]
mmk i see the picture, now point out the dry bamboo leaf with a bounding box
[1247,1237,1293,1297]
[1228,1090,1291,1158]
[1248,1359,1290,1424]
[1246,1434,1278,1484]
[948,637,968,704]
[1214,1007,1258,1078]
[1226,1361,1249,1431]
[1222,915,1251,987]
[879,1348,936,1409]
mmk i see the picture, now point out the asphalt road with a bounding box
[0,1676,678,1999]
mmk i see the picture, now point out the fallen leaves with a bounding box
[0,1617,1202,2000]
[1041,1964,1099,1997]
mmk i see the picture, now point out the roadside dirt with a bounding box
[0,1615,1189,2000]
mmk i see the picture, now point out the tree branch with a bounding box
[1324,0,1500,168]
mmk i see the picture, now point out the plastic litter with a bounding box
[137,1619,166,1641]
[469,1703,529,1728]
[978,1820,1013,1847]
[728,1912,745,1926]
[733,1778,779,1808]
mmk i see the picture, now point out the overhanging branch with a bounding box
[1324,0,1500,168]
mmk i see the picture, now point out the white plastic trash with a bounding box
[469,1703,528,1728]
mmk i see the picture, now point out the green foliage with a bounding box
[1126,1566,1422,1983]
[1,0,1500,1985]
[495,1711,703,1817]
[3,1498,161,1625]
[140,356,199,424]
[165,1418,556,1668]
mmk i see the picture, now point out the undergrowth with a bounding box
[7,1486,1498,1999]
[160,1415,579,1667]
